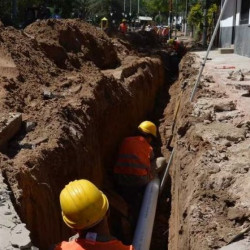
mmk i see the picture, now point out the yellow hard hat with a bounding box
[60,179,109,230]
[122,18,127,22]
[138,121,157,137]
[168,39,174,45]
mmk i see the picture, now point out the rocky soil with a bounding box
[0,172,32,249]
[161,51,250,250]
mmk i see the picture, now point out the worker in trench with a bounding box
[119,19,128,34]
[54,179,134,250]
[114,121,167,231]
[167,38,187,60]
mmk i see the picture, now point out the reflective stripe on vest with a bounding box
[114,136,152,177]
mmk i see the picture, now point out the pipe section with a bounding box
[132,178,160,250]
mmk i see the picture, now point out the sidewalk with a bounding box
[194,50,250,121]
[192,50,250,249]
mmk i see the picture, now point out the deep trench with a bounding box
[110,56,178,249]
[2,51,180,249]
[148,63,178,250]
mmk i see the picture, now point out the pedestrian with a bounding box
[52,8,61,19]
[54,179,134,250]
[114,121,166,228]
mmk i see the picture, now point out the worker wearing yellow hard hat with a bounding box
[101,17,108,30]
[119,19,128,33]
[114,121,166,232]
[55,179,134,250]
[138,120,157,137]
[114,120,165,187]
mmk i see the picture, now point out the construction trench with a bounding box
[1,19,250,250]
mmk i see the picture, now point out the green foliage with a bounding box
[207,3,218,26]
[18,0,43,21]
[0,0,220,29]
[0,0,12,25]
[143,0,168,15]
[187,3,203,27]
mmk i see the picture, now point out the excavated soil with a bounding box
[161,52,250,250]
[3,18,238,250]
[0,19,168,249]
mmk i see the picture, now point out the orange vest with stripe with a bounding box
[173,41,180,52]
[55,239,134,250]
[119,23,127,33]
[114,136,152,177]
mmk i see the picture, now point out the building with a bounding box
[220,0,250,57]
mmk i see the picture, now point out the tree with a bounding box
[143,0,169,15]
[0,0,12,25]
[188,2,203,40]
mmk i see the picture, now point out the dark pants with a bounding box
[117,185,146,233]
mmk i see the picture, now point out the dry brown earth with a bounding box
[0,19,167,249]
[4,18,249,250]
[161,52,250,250]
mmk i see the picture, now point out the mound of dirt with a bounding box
[0,19,166,249]
[24,19,120,70]
[128,30,161,48]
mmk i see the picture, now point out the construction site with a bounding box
[1,1,250,249]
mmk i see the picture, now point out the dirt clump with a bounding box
[24,19,120,69]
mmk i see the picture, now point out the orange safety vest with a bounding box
[55,239,134,250]
[162,28,169,36]
[114,136,152,177]
[119,23,127,33]
[173,41,180,52]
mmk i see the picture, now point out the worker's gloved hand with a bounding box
[151,157,167,175]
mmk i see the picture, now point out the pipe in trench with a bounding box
[132,178,160,250]
[132,151,173,249]
[160,149,174,194]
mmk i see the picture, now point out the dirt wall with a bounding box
[162,53,250,250]
[0,20,165,249]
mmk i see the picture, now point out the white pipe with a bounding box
[190,0,229,102]
[160,148,174,193]
[132,178,160,250]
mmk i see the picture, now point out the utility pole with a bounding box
[202,0,209,47]
[138,0,140,15]
[184,0,189,36]
[175,0,178,38]
[169,0,173,38]
[124,0,126,14]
